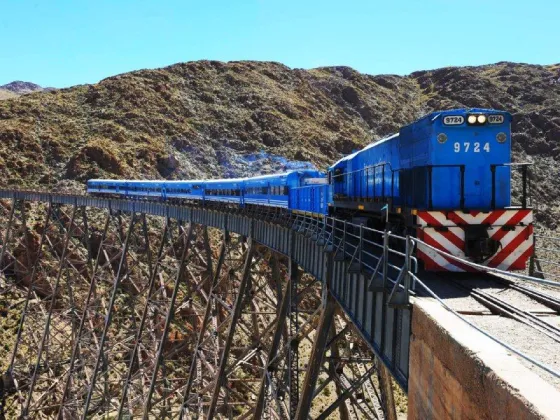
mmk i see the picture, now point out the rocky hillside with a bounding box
[0,61,559,226]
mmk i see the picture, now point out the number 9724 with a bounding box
[454,142,490,153]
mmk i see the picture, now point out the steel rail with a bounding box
[448,279,560,343]
[413,275,560,379]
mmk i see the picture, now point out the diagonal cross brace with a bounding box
[206,238,255,419]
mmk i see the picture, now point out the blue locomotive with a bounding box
[88,108,533,272]
[330,108,513,212]
[328,108,532,271]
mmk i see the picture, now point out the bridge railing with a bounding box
[530,232,560,280]
[290,213,418,307]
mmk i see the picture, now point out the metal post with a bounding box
[180,230,228,419]
[359,224,363,271]
[253,275,292,419]
[404,235,412,302]
[143,223,194,418]
[529,233,536,276]
[383,230,389,288]
[380,230,390,354]
[206,239,254,419]
[294,290,336,420]
[82,214,137,419]
[342,220,347,256]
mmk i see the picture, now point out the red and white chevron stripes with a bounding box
[416,210,533,271]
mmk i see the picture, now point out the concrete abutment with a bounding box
[408,298,559,420]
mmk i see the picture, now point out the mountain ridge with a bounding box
[0,60,559,226]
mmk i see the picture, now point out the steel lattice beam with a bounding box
[0,197,399,419]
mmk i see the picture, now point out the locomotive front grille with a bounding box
[463,224,501,262]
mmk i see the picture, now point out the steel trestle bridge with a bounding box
[0,189,557,419]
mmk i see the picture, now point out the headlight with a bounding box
[467,115,477,124]
[496,132,507,143]
[437,133,448,144]
[477,115,487,124]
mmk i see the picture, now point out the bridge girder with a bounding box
[0,196,398,419]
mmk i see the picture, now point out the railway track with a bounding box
[447,275,560,344]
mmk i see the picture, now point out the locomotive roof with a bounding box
[329,108,511,170]
[414,108,512,124]
[330,133,398,168]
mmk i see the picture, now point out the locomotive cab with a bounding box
[410,109,534,271]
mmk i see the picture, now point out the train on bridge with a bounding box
[88,108,533,272]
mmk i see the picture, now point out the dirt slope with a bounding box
[0,60,558,225]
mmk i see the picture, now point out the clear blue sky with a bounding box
[1,0,558,88]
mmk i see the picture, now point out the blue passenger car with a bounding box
[87,170,327,212]
[243,170,325,209]
[204,178,244,204]
[164,180,205,200]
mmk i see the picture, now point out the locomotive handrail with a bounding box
[491,162,532,209]
[331,161,393,178]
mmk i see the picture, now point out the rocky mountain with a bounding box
[0,81,53,101]
[0,81,46,95]
[0,61,559,227]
